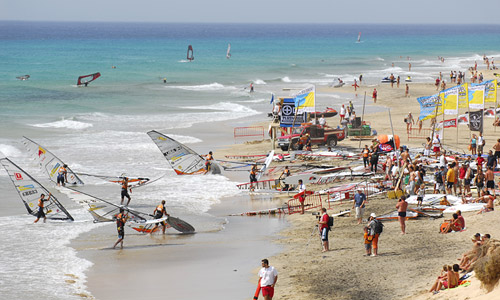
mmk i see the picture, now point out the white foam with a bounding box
[32,119,93,130]
[181,102,259,114]
[253,79,267,85]
[281,76,291,83]
[0,144,23,157]
[169,82,235,91]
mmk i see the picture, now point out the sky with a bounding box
[2,0,500,24]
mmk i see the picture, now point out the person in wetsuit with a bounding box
[113,208,128,249]
[150,200,170,234]
[34,193,51,223]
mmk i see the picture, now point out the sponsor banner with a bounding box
[484,80,497,103]
[469,110,483,132]
[458,84,468,108]
[468,84,485,109]
[457,114,469,125]
[292,85,315,113]
[418,94,442,121]
[440,118,457,128]
[441,87,458,115]
[280,98,306,127]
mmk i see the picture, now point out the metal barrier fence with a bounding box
[234,126,265,140]
[287,194,323,215]
[326,180,393,209]
[236,179,281,190]
[407,128,432,140]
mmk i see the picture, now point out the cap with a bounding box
[370,213,376,218]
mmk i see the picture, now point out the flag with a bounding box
[280,98,306,127]
[468,84,485,109]
[484,80,497,103]
[292,85,315,114]
[270,93,274,104]
[418,93,442,121]
[441,87,458,115]
[469,110,483,132]
[441,118,457,128]
[458,84,468,108]
[457,114,469,125]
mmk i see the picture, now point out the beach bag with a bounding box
[373,219,384,234]
[328,216,334,228]
[468,144,472,151]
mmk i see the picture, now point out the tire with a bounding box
[328,136,337,147]
[280,146,289,151]
[291,140,299,150]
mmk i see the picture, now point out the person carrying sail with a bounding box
[204,151,214,174]
[113,208,129,249]
[57,164,68,186]
[150,200,170,234]
[34,193,51,223]
[120,177,131,206]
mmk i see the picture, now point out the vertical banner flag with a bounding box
[458,83,468,108]
[484,79,497,103]
[292,85,315,114]
[441,86,459,115]
[418,93,442,121]
[468,84,485,109]
[280,98,306,127]
[469,110,483,132]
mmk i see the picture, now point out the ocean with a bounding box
[1,21,500,299]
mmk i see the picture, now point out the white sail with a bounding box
[0,157,74,221]
[22,137,84,185]
[256,150,274,180]
[147,130,221,175]
[226,43,231,59]
[357,32,361,43]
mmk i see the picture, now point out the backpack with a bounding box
[328,216,334,228]
[373,219,384,234]
[435,171,443,184]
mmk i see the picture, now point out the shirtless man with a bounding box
[401,148,411,166]
[150,200,170,234]
[485,167,496,195]
[385,154,393,180]
[408,166,417,195]
[34,193,51,223]
[477,191,495,213]
[396,195,408,234]
[204,151,214,174]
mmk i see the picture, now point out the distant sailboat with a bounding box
[187,45,194,61]
[357,32,361,43]
[226,43,231,59]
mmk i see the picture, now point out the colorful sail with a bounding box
[226,43,231,59]
[22,136,84,185]
[187,45,194,61]
[16,75,30,80]
[77,72,101,86]
[147,130,221,175]
[0,157,74,221]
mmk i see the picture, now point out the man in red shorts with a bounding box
[258,259,278,300]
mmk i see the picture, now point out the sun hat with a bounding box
[370,213,376,218]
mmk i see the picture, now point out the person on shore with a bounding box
[369,147,379,173]
[477,191,495,214]
[493,138,500,165]
[56,164,68,187]
[113,208,128,249]
[424,137,432,157]
[446,164,455,195]
[362,145,370,169]
[458,163,468,196]
[440,213,463,233]
[405,112,414,133]
[470,134,477,156]
[120,177,131,206]
[390,73,395,88]
[204,151,214,174]
[318,114,326,127]
[352,189,367,225]
[372,88,377,103]
[474,168,485,197]
[429,264,459,294]
[279,166,291,191]
[485,167,495,195]
[359,74,363,83]
[405,84,409,97]
[477,132,485,156]
[434,166,446,194]
[456,210,465,229]
[352,79,359,92]
[297,179,306,214]
[397,76,400,88]
[464,164,473,195]
[258,259,278,300]
[363,226,373,256]
[435,77,441,90]
[339,104,346,122]
[318,208,330,252]
[417,183,425,207]
[486,150,497,170]
[34,193,51,223]
[150,200,170,234]
[441,80,446,91]
[368,213,382,256]
[396,195,408,234]
[250,163,259,191]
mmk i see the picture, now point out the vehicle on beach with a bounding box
[309,107,338,118]
[381,76,395,83]
[277,124,345,151]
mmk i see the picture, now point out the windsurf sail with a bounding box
[357,32,361,43]
[187,45,194,61]
[77,72,101,86]
[0,157,74,221]
[226,43,231,59]
[16,75,30,80]
[22,137,84,185]
[256,150,274,181]
[147,130,221,175]
[74,172,151,189]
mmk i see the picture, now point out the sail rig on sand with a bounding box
[0,157,74,221]
[22,137,84,186]
[147,130,221,175]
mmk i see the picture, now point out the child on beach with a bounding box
[417,183,425,207]
[363,226,373,256]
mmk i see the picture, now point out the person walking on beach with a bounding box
[258,259,278,300]
[113,208,128,249]
[353,189,367,224]
[368,213,382,256]
[396,195,408,234]
[405,112,414,133]
[405,84,409,97]
[318,208,330,252]
[297,179,306,214]
[120,177,132,206]
[409,62,411,71]
[362,145,370,168]
[250,163,259,191]
[397,76,400,88]
[372,88,377,103]
[34,193,51,223]
[339,104,346,122]
[150,200,170,234]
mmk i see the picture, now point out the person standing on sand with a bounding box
[297,179,306,214]
[492,138,500,165]
[352,189,367,224]
[150,200,170,234]
[405,84,409,97]
[258,259,278,300]
[368,213,382,256]
[339,104,346,122]
[250,163,259,191]
[113,208,128,249]
[372,88,377,103]
[409,62,411,71]
[396,195,408,234]
[390,73,395,88]
[318,208,330,252]
[405,112,414,133]
[397,76,400,88]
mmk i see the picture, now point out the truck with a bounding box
[277,124,346,151]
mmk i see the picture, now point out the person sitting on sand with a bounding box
[429,264,459,293]
[279,166,291,191]
[440,213,463,233]
[429,265,450,293]
[477,191,495,214]
[493,117,500,127]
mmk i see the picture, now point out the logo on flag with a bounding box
[469,110,483,132]
[15,173,23,180]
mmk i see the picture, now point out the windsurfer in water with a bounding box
[113,208,129,249]
[120,177,131,206]
[250,83,254,93]
[150,200,170,234]
[34,193,51,223]
[250,163,259,191]
[57,164,68,186]
[204,151,214,174]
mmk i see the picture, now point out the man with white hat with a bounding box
[368,213,383,256]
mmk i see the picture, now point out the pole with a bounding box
[388,109,400,166]
[358,92,367,149]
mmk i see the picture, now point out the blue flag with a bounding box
[270,93,274,104]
